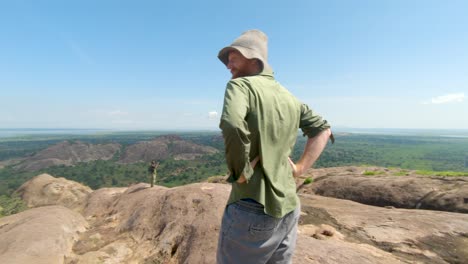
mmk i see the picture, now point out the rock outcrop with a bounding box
[69,182,229,264]
[297,194,468,264]
[2,173,468,263]
[118,135,218,163]
[14,141,121,171]
[298,166,468,213]
[0,206,87,264]
[14,173,92,212]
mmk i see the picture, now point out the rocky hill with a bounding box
[10,135,219,172]
[14,141,121,171]
[118,135,219,164]
[1,170,468,264]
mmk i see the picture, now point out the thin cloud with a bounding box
[422,93,465,105]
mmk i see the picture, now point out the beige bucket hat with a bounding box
[218,29,272,72]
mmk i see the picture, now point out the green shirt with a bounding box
[219,71,331,218]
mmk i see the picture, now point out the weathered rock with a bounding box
[67,182,229,264]
[14,173,92,212]
[82,186,127,220]
[294,234,405,264]
[0,206,88,264]
[14,140,121,171]
[7,174,468,264]
[298,193,468,264]
[299,166,468,213]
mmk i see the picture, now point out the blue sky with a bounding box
[1,0,467,130]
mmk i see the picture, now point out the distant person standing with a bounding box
[216,30,334,263]
[148,160,159,187]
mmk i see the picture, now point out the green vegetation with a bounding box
[415,170,468,177]
[394,170,409,176]
[0,153,227,195]
[362,170,384,176]
[0,132,227,195]
[0,195,27,218]
[294,133,468,172]
[0,131,467,198]
[0,168,36,196]
[303,177,313,185]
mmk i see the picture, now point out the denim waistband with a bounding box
[234,199,265,214]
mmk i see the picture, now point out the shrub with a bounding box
[0,195,27,217]
[303,177,313,185]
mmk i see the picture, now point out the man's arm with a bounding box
[219,80,255,183]
[288,128,332,177]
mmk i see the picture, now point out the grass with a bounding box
[394,170,409,176]
[362,170,385,176]
[415,170,468,177]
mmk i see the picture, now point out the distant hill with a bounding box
[14,141,121,171]
[11,135,219,172]
[118,135,219,164]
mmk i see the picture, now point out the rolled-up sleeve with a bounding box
[219,80,254,182]
[299,103,333,141]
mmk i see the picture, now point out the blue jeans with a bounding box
[216,199,300,264]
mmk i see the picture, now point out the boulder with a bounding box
[67,182,230,264]
[82,186,127,220]
[0,206,87,264]
[299,166,468,213]
[297,193,468,264]
[14,173,92,212]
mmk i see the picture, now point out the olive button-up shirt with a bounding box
[220,71,331,218]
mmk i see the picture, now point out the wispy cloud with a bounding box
[422,93,465,105]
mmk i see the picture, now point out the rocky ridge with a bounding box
[118,135,219,164]
[14,140,121,171]
[9,135,219,172]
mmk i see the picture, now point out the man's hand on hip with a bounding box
[288,157,304,177]
[236,156,260,183]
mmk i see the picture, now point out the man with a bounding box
[148,160,159,187]
[216,29,334,264]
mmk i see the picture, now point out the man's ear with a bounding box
[251,59,262,73]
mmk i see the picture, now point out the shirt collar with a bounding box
[257,68,274,78]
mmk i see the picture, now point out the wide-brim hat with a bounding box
[218,29,272,72]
